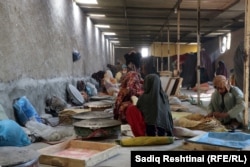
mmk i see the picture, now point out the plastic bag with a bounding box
[25,120,73,141]
[86,82,98,96]
[0,120,31,146]
[13,96,42,126]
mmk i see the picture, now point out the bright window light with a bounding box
[226,33,231,50]
[220,32,231,53]
[141,47,149,57]
[75,0,98,4]
[95,24,110,28]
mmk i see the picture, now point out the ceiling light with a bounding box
[95,24,110,28]
[103,32,116,35]
[110,41,120,43]
[89,14,105,17]
[74,0,98,4]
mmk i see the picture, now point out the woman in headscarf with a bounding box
[103,70,119,96]
[136,74,173,136]
[115,64,128,83]
[113,71,144,123]
[124,50,142,73]
[215,60,228,78]
[207,75,246,129]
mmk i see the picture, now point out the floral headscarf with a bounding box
[113,71,143,123]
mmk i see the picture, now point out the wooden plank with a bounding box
[243,0,250,129]
[39,154,84,167]
[166,78,176,96]
[159,70,172,77]
[171,77,183,96]
[38,139,119,167]
[69,140,116,150]
[160,76,170,92]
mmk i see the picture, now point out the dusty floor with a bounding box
[23,87,215,167]
[12,86,250,166]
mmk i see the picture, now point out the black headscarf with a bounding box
[216,61,228,78]
[124,51,142,69]
[136,74,173,134]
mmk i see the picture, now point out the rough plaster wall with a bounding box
[219,28,244,71]
[0,77,91,119]
[0,0,109,119]
[0,0,108,81]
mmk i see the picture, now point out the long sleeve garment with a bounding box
[208,86,246,123]
[136,74,173,134]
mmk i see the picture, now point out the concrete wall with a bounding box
[0,0,110,119]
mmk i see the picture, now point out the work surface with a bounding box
[29,88,247,167]
[28,138,185,167]
[27,91,211,167]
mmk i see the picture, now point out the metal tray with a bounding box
[72,111,113,121]
[90,95,112,101]
[84,100,114,108]
[67,84,84,105]
[73,119,121,138]
[73,118,121,129]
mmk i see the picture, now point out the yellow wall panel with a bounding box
[151,42,197,57]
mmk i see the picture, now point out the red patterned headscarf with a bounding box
[113,71,144,123]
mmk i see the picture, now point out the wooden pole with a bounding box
[161,31,164,71]
[168,26,170,71]
[243,0,250,129]
[154,43,159,72]
[177,7,180,75]
[196,0,201,104]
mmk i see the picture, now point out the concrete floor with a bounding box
[24,87,214,167]
[30,139,184,167]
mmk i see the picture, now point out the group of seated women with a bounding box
[102,51,174,137]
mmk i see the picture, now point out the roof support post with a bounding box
[196,0,201,104]
[243,0,250,129]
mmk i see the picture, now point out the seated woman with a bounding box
[115,64,128,83]
[103,70,119,96]
[113,71,144,124]
[215,60,228,78]
[126,74,174,137]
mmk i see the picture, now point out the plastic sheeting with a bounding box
[187,132,250,149]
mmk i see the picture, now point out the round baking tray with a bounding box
[72,111,113,122]
[73,118,121,138]
[84,100,114,108]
